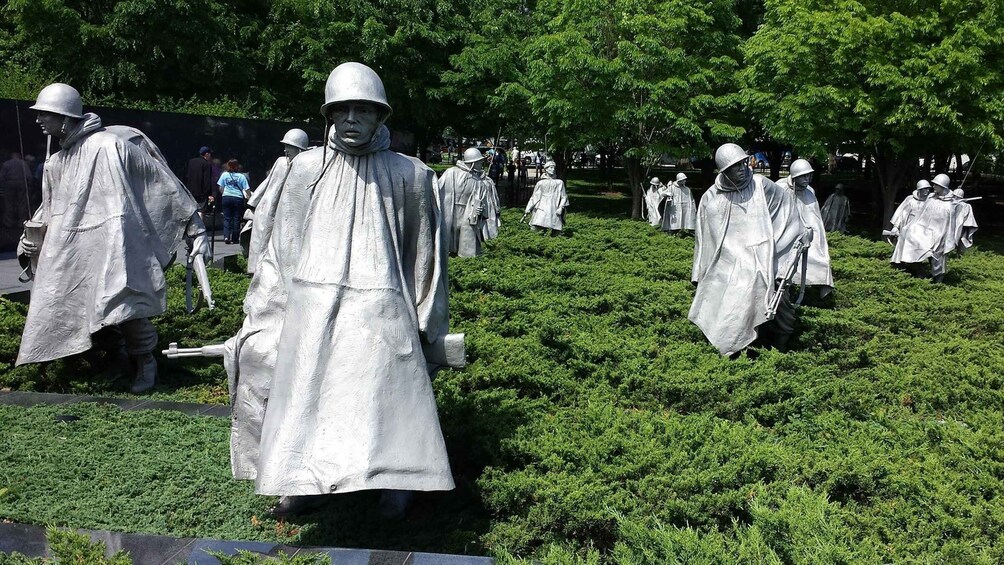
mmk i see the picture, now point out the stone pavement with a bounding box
[0,522,493,564]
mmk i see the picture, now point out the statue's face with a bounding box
[328,102,383,147]
[35,112,64,137]
[723,161,748,185]
[678,179,687,188]
[793,173,812,189]
[545,163,556,175]
[917,188,930,199]
[284,145,301,160]
[470,159,484,172]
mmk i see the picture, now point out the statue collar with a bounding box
[60,113,103,149]
[328,124,391,156]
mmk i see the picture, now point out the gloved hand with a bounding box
[190,231,209,259]
[17,235,39,258]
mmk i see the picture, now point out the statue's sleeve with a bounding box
[405,167,449,344]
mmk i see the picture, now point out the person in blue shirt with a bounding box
[218,159,250,244]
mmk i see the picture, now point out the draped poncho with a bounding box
[659,181,698,231]
[525,175,569,231]
[820,192,850,233]
[439,161,497,257]
[775,178,833,294]
[251,126,455,495]
[689,171,802,356]
[17,114,197,365]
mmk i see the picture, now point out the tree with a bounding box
[515,0,746,218]
[0,0,274,117]
[741,0,1004,225]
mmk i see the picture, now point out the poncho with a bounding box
[820,192,851,233]
[224,148,318,480]
[525,175,569,231]
[253,126,455,496]
[890,190,955,266]
[659,181,697,231]
[643,185,662,227]
[245,156,292,274]
[775,178,833,294]
[17,113,197,365]
[689,172,802,356]
[440,161,496,257]
[951,200,978,253]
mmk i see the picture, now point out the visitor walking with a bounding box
[217,159,249,244]
[185,146,214,214]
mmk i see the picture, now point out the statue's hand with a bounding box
[17,237,39,258]
[190,231,210,258]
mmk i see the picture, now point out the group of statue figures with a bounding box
[643,173,697,234]
[885,175,978,282]
[11,63,980,517]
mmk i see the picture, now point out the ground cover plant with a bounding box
[2,177,1004,562]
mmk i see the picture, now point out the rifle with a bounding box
[961,196,982,202]
[163,342,226,358]
[767,228,813,321]
[162,333,467,370]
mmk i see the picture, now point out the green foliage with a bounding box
[0,528,131,564]
[4,188,1004,561]
[211,549,330,564]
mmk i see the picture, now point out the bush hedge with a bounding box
[2,198,1004,562]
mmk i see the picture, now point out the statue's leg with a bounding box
[768,288,797,352]
[120,318,158,393]
[930,255,946,283]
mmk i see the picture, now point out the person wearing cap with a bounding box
[689,143,808,356]
[185,146,214,214]
[242,128,310,273]
[16,83,208,392]
[820,183,851,233]
[775,159,833,295]
[643,177,663,227]
[439,147,500,257]
[888,178,955,281]
[659,172,697,234]
[524,160,569,233]
[224,62,454,516]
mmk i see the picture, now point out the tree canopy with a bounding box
[742,0,1004,222]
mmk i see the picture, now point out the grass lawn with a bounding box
[2,172,1004,563]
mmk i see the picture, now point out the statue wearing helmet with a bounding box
[888,175,975,282]
[775,159,834,294]
[16,83,208,394]
[657,171,697,233]
[689,143,809,356]
[820,183,851,233]
[214,62,457,518]
[439,147,500,257]
[524,160,569,233]
[643,177,663,227]
[242,127,313,274]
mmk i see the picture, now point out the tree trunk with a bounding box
[768,148,784,181]
[626,156,644,220]
[873,149,913,228]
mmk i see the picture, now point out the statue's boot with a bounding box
[129,354,157,393]
[270,495,327,518]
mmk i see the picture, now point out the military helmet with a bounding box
[932,173,951,189]
[462,147,485,163]
[650,177,661,185]
[676,172,687,182]
[320,62,392,117]
[789,158,814,178]
[916,179,932,190]
[30,83,83,119]
[280,128,309,150]
[715,143,748,171]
